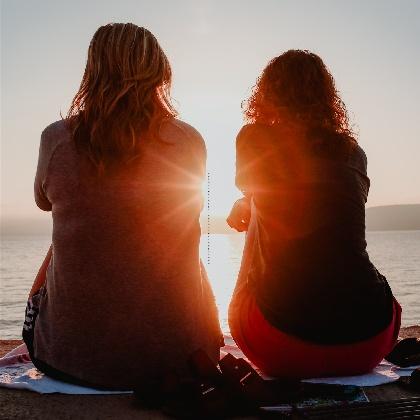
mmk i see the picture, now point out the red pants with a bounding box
[229,292,401,378]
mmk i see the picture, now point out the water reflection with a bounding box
[200,233,245,332]
[1,231,418,339]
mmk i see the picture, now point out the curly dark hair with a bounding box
[243,50,354,140]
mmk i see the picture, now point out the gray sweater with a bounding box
[33,118,222,388]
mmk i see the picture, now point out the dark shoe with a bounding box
[218,352,302,407]
[399,368,420,392]
[135,350,301,417]
[386,338,420,367]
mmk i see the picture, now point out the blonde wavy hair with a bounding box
[67,23,177,172]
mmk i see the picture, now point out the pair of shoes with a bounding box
[184,350,260,417]
[386,338,420,367]
[134,372,227,418]
[134,350,302,418]
[133,352,246,418]
[217,353,295,406]
[187,350,301,416]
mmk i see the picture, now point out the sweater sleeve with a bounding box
[186,124,207,182]
[349,144,370,202]
[34,127,54,211]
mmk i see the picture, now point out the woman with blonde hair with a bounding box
[228,50,400,378]
[23,23,222,389]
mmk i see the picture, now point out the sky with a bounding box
[1,0,420,222]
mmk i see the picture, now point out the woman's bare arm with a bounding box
[29,245,52,298]
[226,196,251,232]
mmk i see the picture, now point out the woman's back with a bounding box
[235,123,393,344]
[228,50,398,378]
[33,118,221,388]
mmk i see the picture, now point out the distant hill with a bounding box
[2,204,419,236]
[201,204,420,234]
[366,204,420,231]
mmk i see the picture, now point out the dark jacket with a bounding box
[236,123,393,344]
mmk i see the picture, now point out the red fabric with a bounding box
[229,292,401,378]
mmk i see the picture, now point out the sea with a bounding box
[1,231,419,339]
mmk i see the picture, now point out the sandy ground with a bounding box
[1,326,419,419]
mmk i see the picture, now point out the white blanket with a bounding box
[1,335,418,394]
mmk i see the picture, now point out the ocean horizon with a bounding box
[1,230,419,339]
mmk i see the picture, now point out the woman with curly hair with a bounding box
[23,23,222,389]
[227,50,400,378]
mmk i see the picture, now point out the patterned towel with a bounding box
[0,335,419,394]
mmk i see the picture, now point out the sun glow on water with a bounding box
[200,233,245,332]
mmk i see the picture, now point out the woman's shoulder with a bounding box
[159,118,206,154]
[42,119,68,135]
[39,119,72,155]
[41,119,72,143]
[348,142,368,173]
[236,123,277,152]
[237,123,274,139]
[325,133,368,175]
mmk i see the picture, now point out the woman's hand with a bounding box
[29,245,52,298]
[227,197,251,232]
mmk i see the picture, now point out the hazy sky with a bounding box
[1,0,420,220]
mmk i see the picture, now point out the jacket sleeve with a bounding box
[235,125,258,197]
